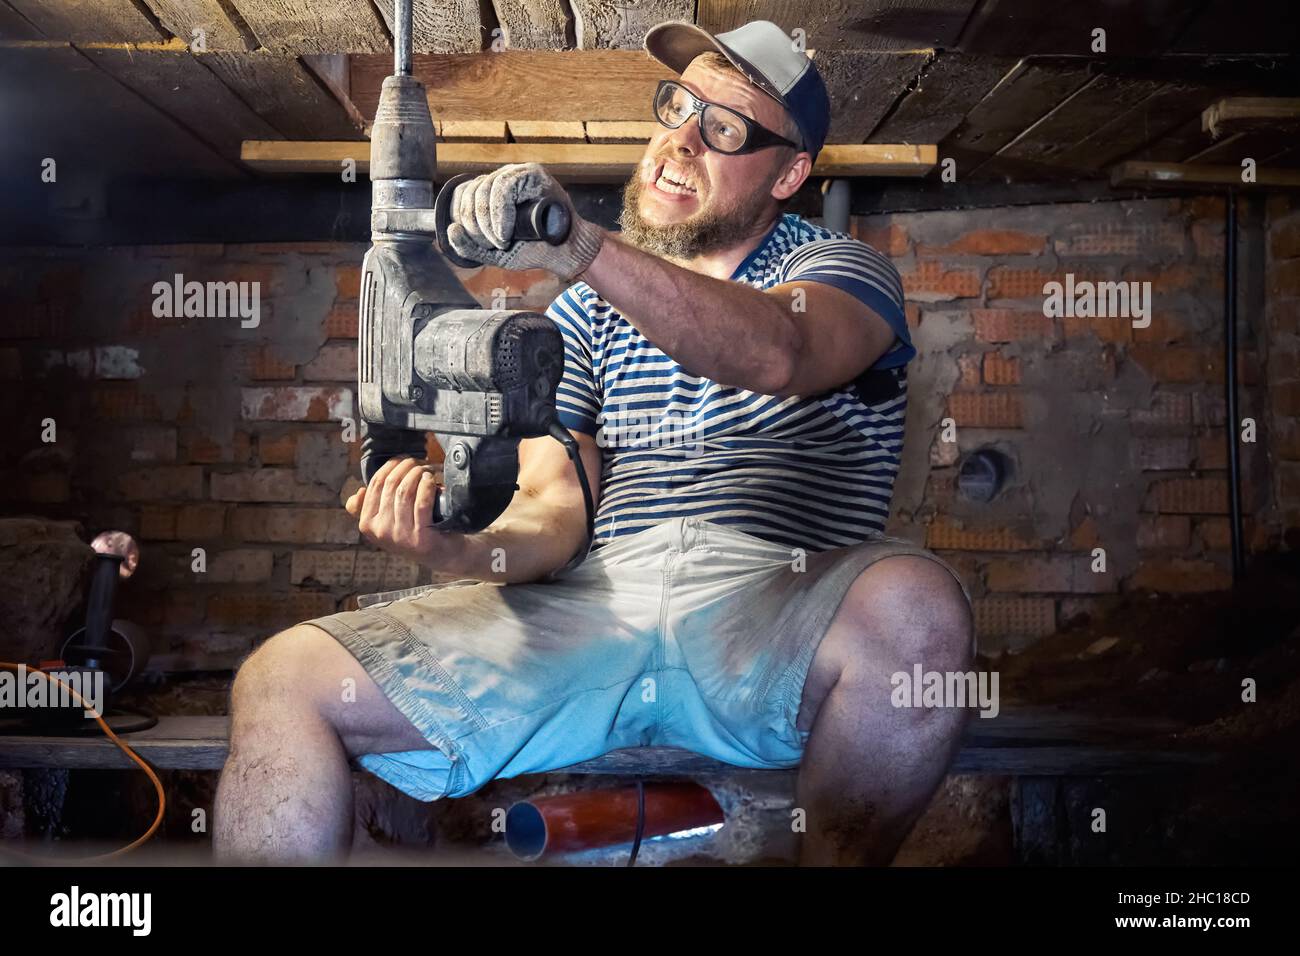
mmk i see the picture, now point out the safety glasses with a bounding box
[652,80,801,155]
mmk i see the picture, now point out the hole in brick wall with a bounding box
[957,448,1011,503]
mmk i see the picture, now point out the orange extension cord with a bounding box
[0,662,165,862]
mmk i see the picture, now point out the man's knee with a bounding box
[230,624,346,719]
[832,554,973,670]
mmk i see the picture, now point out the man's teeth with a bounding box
[656,170,696,195]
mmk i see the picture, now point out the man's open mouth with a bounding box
[653,161,699,197]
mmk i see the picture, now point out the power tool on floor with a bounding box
[357,0,593,559]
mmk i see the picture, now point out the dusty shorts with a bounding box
[303,517,972,802]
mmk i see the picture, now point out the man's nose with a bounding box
[666,115,704,155]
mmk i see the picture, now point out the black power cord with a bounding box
[547,419,597,576]
[627,780,646,867]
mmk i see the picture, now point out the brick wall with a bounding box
[1265,195,1300,544]
[0,194,1291,665]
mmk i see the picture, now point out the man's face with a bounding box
[618,57,800,260]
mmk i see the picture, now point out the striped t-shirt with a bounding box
[545,212,913,553]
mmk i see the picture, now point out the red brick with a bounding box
[211,469,335,503]
[1127,558,1231,594]
[1272,217,1300,259]
[988,267,1108,301]
[971,309,1053,343]
[1066,516,1101,551]
[1266,343,1300,384]
[1128,346,1216,384]
[241,386,353,422]
[1144,478,1230,515]
[1130,393,1194,433]
[302,343,357,382]
[1130,436,1193,471]
[986,554,1114,594]
[1192,220,1224,260]
[206,592,338,632]
[1053,347,1117,388]
[183,428,252,465]
[240,345,297,381]
[92,383,160,421]
[1137,514,1191,550]
[905,302,921,328]
[229,507,359,544]
[324,300,359,339]
[947,392,1023,428]
[974,597,1056,640]
[1124,263,1209,295]
[1269,259,1300,297]
[901,262,981,302]
[202,548,275,583]
[918,229,1046,257]
[1275,381,1300,417]
[955,353,981,390]
[1195,393,1227,427]
[1062,314,1133,344]
[335,265,361,301]
[126,425,178,463]
[258,432,298,465]
[981,351,1021,386]
[1275,421,1300,461]
[1054,221,1184,257]
[850,219,909,256]
[925,518,1037,551]
[240,241,355,256]
[1196,434,1228,469]
[138,504,177,541]
[176,503,227,539]
[1281,462,1300,502]
[290,550,358,587]
[115,466,204,501]
[454,264,561,309]
[1196,517,1257,552]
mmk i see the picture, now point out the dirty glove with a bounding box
[445,163,605,280]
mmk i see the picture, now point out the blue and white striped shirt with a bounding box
[546,213,912,552]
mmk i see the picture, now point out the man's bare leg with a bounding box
[795,555,973,865]
[213,624,436,864]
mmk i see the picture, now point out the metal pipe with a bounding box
[394,0,413,76]
[822,178,850,232]
[1224,189,1244,580]
[504,782,724,860]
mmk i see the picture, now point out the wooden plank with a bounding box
[0,0,43,39]
[83,46,279,160]
[980,71,1166,178]
[1184,129,1298,167]
[586,120,659,143]
[241,140,936,178]
[1172,0,1300,54]
[508,120,587,143]
[371,0,483,53]
[957,0,1200,55]
[490,0,569,50]
[814,49,931,143]
[201,51,364,139]
[1053,80,1208,173]
[944,58,1097,171]
[869,53,1018,145]
[1110,160,1300,190]
[226,0,388,54]
[698,1,977,51]
[301,52,369,131]
[141,0,255,50]
[439,119,509,142]
[7,0,165,42]
[0,43,235,180]
[571,0,692,50]
[0,711,1221,775]
[350,50,676,122]
[1203,98,1300,139]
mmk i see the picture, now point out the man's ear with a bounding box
[772,151,812,201]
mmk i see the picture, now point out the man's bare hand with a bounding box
[345,457,466,572]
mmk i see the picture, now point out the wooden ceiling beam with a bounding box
[1110,161,1300,191]
[1203,98,1300,139]
[240,140,936,179]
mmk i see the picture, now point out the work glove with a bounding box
[445,163,606,281]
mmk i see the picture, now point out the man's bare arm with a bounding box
[580,234,896,396]
[345,430,602,585]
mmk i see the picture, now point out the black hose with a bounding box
[548,419,596,575]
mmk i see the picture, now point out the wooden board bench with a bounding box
[0,707,1221,777]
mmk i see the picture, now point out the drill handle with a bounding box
[433,173,571,269]
[359,422,429,485]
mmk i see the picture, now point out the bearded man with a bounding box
[215,19,973,866]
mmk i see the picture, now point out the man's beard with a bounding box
[617,169,775,260]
